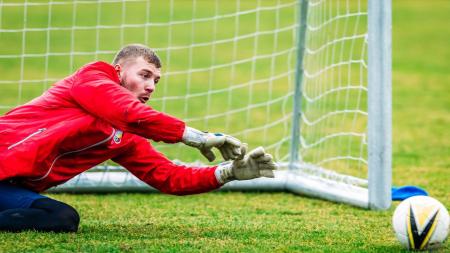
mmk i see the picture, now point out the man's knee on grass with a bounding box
[31,198,80,232]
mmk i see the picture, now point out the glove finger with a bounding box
[237,144,248,160]
[272,162,279,170]
[255,154,273,163]
[249,146,265,159]
[220,147,236,161]
[225,135,242,148]
[204,135,226,148]
[225,148,238,160]
[231,146,242,156]
[268,161,278,170]
[222,136,242,158]
[260,170,275,178]
[219,148,230,161]
[258,163,277,170]
[248,157,258,169]
[201,148,216,162]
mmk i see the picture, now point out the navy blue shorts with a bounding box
[0,181,48,211]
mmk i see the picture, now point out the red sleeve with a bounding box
[70,61,185,143]
[112,136,221,195]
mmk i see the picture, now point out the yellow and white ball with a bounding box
[392,196,449,250]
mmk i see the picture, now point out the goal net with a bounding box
[0,0,391,209]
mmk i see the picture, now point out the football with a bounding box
[392,196,449,250]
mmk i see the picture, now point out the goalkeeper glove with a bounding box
[214,145,277,184]
[182,126,242,162]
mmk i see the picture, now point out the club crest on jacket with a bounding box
[113,130,123,144]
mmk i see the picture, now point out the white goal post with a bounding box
[0,0,391,209]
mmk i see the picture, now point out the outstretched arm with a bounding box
[113,136,277,195]
[112,137,221,195]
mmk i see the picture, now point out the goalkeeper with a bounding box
[0,44,277,233]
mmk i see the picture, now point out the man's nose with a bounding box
[145,81,155,93]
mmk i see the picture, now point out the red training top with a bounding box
[0,61,220,194]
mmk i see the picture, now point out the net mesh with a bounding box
[299,0,368,180]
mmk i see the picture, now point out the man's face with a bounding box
[115,57,161,104]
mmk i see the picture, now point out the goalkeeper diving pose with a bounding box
[0,44,277,233]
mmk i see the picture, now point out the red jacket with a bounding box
[0,61,220,194]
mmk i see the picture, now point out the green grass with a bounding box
[0,0,449,252]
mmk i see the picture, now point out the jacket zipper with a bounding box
[30,128,116,182]
[7,128,47,150]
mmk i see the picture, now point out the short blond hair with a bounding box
[112,44,161,68]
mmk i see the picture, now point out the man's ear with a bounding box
[114,64,122,78]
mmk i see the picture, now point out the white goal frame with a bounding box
[44,0,392,210]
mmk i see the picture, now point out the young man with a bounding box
[0,44,277,233]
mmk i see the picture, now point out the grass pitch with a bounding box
[0,0,449,252]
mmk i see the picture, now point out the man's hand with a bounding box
[214,145,278,184]
[182,127,242,162]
